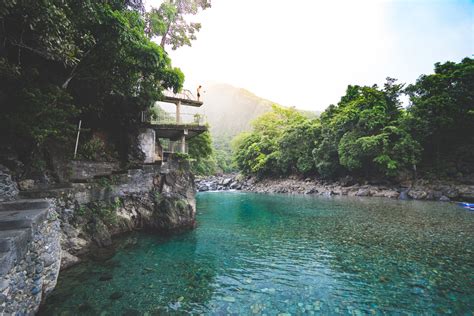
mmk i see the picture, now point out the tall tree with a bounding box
[146,0,211,50]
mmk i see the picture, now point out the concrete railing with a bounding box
[141,111,206,126]
[159,139,188,154]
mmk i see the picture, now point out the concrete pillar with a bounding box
[176,101,181,124]
[138,128,156,163]
[181,134,186,153]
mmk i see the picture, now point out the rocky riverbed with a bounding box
[196,174,474,202]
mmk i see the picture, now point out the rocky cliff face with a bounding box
[53,160,196,269]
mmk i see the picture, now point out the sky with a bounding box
[146,0,473,111]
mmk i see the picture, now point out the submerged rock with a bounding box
[98,274,113,281]
[109,292,123,300]
[399,190,411,200]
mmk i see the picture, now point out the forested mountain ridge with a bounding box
[232,58,474,183]
[202,83,320,140]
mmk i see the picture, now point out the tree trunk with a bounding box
[160,23,172,48]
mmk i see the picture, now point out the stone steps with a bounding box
[0,229,31,253]
[0,208,49,230]
[0,199,49,211]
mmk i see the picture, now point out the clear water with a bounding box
[40,192,474,315]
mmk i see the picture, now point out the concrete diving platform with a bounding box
[144,123,207,141]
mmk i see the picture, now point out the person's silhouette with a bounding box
[197,85,202,101]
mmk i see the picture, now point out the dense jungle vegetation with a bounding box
[0,0,213,174]
[232,58,474,181]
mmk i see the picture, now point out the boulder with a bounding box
[398,190,411,200]
[444,187,459,199]
[355,188,371,197]
[340,176,356,187]
[61,251,81,270]
[439,195,450,202]
[18,179,35,191]
[0,165,19,202]
[382,190,400,199]
[408,190,428,200]
[457,185,474,200]
[222,178,232,186]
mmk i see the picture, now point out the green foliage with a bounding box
[405,58,474,175]
[146,0,211,50]
[75,198,121,225]
[173,152,191,160]
[188,130,215,175]
[77,137,107,161]
[153,191,163,204]
[312,79,421,178]
[174,199,188,211]
[233,60,473,180]
[0,1,184,165]
[232,105,316,176]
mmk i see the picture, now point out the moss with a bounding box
[74,198,121,226]
[174,199,188,211]
[153,191,163,204]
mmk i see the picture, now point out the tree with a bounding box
[188,130,215,175]
[146,0,211,50]
[405,58,474,176]
[232,105,315,176]
[313,79,420,178]
[278,120,320,174]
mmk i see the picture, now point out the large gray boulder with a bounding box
[0,165,19,202]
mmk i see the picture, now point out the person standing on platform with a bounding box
[197,85,202,101]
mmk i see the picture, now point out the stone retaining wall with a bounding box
[0,202,61,315]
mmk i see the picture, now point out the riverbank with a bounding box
[196,174,474,202]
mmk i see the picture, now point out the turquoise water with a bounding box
[40,192,474,315]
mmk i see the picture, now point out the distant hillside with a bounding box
[200,83,274,140]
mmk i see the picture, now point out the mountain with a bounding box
[200,83,274,141]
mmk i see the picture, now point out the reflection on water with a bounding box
[40,192,474,315]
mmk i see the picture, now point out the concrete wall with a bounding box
[69,161,120,182]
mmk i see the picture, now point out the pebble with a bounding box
[222,296,236,302]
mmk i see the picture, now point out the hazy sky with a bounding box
[146,0,473,111]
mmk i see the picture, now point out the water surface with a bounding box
[40,193,474,315]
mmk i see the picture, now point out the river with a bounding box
[40,192,474,315]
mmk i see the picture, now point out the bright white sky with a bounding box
[146,0,473,111]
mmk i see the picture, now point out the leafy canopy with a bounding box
[145,0,211,50]
[0,0,184,162]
